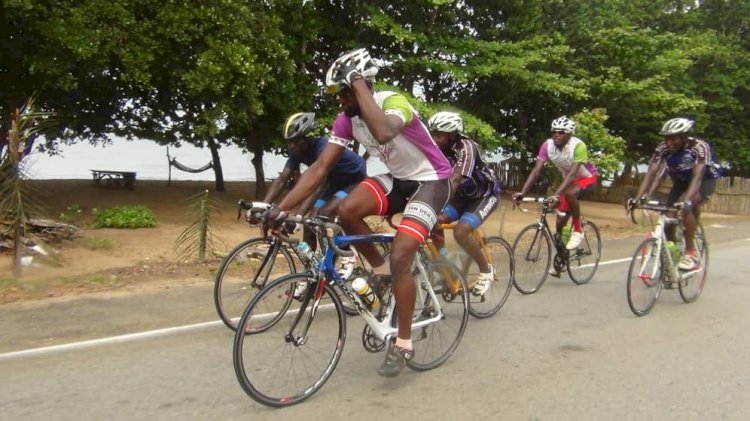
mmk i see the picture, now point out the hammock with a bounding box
[166,147,214,185]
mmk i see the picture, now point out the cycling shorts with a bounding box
[443,192,500,230]
[558,176,597,212]
[361,174,450,243]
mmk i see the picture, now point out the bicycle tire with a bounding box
[233,273,347,407]
[679,224,709,303]
[511,224,552,295]
[214,237,297,331]
[463,236,514,318]
[567,220,602,285]
[626,237,663,316]
[407,259,469,371]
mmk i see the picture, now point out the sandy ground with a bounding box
[1,179,744,303]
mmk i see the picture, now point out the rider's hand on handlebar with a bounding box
[245,209,263,225]
[546,195,560,205]
[511,192,524,205]
[261,204,289,236]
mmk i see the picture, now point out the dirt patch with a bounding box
[1,179,743,304]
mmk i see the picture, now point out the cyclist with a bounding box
[512,116,598,270]
[629,117,721,271]
[263,48,452,377]
[259,112,367,254]
[427,111,501,296]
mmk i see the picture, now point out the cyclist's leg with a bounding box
[665,181,686,242]
[560,176,596,249]
[454,195,498,274]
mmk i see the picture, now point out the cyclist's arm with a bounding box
[294,184,323,216]
[263,165,295,204]
[518,159,545,196]
[553,162,582,196]
[278,144,345,212]
[351,79,405,144]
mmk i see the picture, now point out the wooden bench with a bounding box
[91,170,137,190]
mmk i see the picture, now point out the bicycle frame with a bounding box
[424,222,489,294]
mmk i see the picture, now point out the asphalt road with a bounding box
[1,222,750,420]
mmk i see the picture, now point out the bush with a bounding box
[93,206,157,229]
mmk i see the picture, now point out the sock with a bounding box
[572,217,582,232]
[395,337,412,350]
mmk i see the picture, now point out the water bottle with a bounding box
[666,241,681,263]
[561,224,572,245]
[352,277,380,309]
[297,241,314,262]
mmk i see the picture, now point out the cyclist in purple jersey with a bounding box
[262,49,451,377]
[427,111,501,296]
[630,118,721,271]
[259,112,367,250]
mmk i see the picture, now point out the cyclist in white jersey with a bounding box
[512,116,598,261]
[262,49,452,377]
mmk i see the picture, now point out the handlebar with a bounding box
[237,200,271,221]
[628,199,688,225]
[513,196,557,213]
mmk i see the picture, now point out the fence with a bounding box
[489,160,750,215]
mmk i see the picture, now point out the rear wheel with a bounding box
[567,220,602,285]
[626,238,663,316]
[407,259,469,371]
[233,273,346,407]
[463,236,514,318]
[679,225,709,303]
[512,225,552,295]
[214,237,297,331]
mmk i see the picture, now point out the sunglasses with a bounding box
[551,130,568,135]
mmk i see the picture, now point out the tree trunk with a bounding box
[250,140,266,199]
[207,139,225,192]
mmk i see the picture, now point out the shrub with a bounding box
[93,206,157,229]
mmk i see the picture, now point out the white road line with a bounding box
[0,257,635,362]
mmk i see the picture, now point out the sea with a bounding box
[22,138,389,181]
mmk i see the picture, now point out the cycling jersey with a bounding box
[285,136,366,180]
[445,137,500,200]
[648,137,722,183]
[329,91,451,181]
[537,137,598,179]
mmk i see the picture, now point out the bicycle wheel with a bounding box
[626,238,664,316]
[679,225,709,303]
[214,237,298,331]
[567,220,602,285]
[511,224,552,295]
[407,259,469,371]
[233,273,347,407]
[463,236,514,318]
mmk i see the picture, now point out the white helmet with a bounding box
[282,112,315,139]
[551,116,576,134]
[428,111,464,133]
[325,48,379,94]
[660,118,694,136]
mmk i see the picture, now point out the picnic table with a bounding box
[91,169,136,189]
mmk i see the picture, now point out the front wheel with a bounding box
[679,225,709,303]
[626,238,664,316]
[407,259,469,371]
[214,237,297,331]
[463,236,514,318]
[512,225,552,295]
[233,273,347,407]
[567,220,602,285]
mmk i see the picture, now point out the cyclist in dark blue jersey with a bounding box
[630,118,722,271]
[261,112,367,249]
[427,111,501,297]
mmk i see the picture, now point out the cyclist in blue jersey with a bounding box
[263,49,452,377]
[630,118,721,271]
[427,111,501,296]
[260,112,366,250]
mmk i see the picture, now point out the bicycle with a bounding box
[214,200,362,331]
[233,215,470,407]
[511,197,602,294]
[422,221,514,319]
[625,200,709,316]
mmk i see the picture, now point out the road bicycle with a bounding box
[511,197,602,294]
[625,200,709,316]
[214,201,365,331]
[232,213,469,407]
[422,221,514,318]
